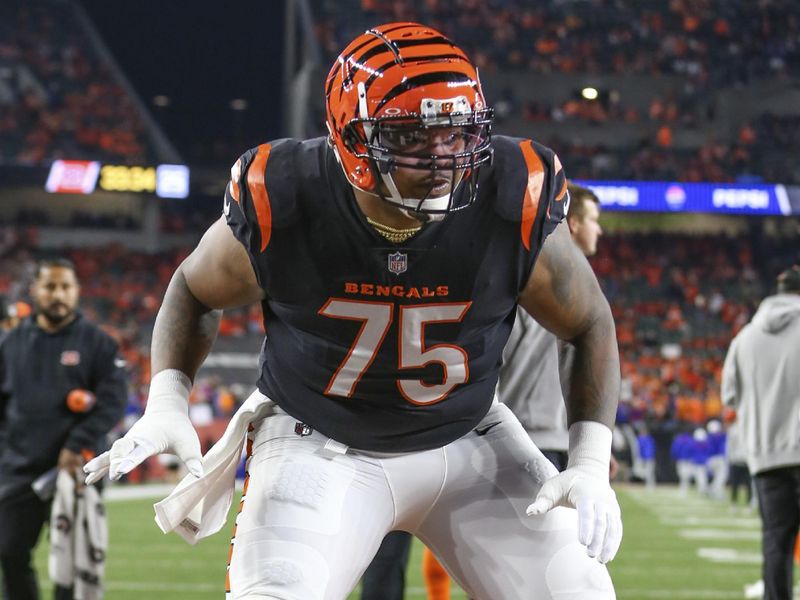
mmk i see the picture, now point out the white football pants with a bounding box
[227,402,615,600]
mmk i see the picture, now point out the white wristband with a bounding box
[146,369,192,414]
[567,421,612,478]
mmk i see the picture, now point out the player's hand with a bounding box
[526,421,622,563]
[527,465,622,563]
[83,370,203,485]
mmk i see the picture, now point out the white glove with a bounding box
[84,369,203,485]
[526,421,622,564]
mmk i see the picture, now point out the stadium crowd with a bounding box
[9,204,217,232]
[312,0,800,184]
[317,0,800,83]
[545,112,800,184]
[2,0,799,185]
[1,228,796,485]
[2,0,799,489]
[0,0,155,165]
[596,233,759,428]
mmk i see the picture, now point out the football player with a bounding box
[85,23,622,599]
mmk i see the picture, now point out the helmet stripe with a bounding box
[366,28,405,65]
[371,22,422,36]
[325,23,423,97]
[373,71,477,115]
[326,37,384,97]
[338,38,462,99]
[354,37,457,70]
[359,54,467,92]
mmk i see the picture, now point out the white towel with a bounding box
[49,471,75,587]
[153,389,275,544]
[49,470,108,600]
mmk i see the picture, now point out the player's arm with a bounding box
[85,217,265,484]
[518,222,619,427]
[151,216,265,377]
[518,222,622,564]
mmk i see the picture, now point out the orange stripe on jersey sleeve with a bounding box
[519,141,545,251]
[246,144,273,251]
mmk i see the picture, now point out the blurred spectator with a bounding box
[706,419,728,500]
[671,430,694,495]
[634,425,657,489]
[721,264,800,600]
[690,427,712,495]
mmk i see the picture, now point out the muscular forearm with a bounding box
[151,266,222,380]
[564,303,620,428]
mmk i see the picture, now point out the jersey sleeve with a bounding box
[517,139,568,249]
[491,136,569,254]
[223,139,301,264]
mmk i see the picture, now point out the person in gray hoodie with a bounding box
[721,264,800,600]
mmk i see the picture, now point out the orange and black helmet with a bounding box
[325,22,493,217]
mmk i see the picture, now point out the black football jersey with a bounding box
[224,135,568,452]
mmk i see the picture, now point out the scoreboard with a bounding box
[98,165,156,193]
[45,160,190,199]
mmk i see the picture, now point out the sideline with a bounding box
[104,479,244,502]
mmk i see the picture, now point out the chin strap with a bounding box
[379,171,450,221]
[398,206,446,223]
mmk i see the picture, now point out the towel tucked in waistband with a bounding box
[153,389,275,545]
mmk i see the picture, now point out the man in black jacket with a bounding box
[0,258,127,600]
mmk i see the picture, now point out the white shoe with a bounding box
[743,579,763,599]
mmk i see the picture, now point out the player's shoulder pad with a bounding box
[488,135,569,250]
[224,138,311,252]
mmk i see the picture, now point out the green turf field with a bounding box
[31,484,767,599]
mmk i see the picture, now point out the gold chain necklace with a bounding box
[366,216,422,244]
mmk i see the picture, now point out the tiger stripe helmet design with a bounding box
[325,22,493,219]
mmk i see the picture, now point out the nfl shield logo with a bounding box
[387,251,407,274]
